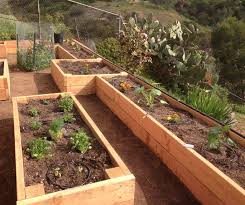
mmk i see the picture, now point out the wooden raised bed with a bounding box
[51,58,127,95]
[13,93,135,205]
[0,41,7,58]
[55,45,77,59]
[95,75,245,205]
[0,59,10,100]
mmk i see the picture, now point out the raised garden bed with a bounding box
[51,59,127,95]
[95,75,245,205]
[13,93,135,205]
[0,59,10,100]
[56,40,96,59]
[0,41,7,58]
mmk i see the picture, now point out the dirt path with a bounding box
[77,95,199,205]
[0,55,199,204]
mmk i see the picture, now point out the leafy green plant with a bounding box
[30,120,42,131]
[49,118,64,140]
[63,113,76,123]
[208,126,235,150]
[70,129,91,154]
[185,86,233,124]
[28,108,39,117]
[27,138,52,159]
[135,87,162,108]
[165,113,181,123]
[59,95,73,112]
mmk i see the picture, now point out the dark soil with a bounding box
[108,76,245,188]
[0,62,3,75]
[18,98,112,193]
[58,60,119,75]
[62,42,95,59]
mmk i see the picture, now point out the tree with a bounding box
[212,17,245,98]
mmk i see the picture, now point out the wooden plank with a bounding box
[13,98,26,200]
[56,45,77,59]
[17,175,135,205]
[106,167,124,179]
[25,184,45,199]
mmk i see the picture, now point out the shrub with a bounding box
[70,129,91,154]
[27,138,52,159]
[30,120,42,131]
[96,37,126,67]
[63,113,76,123]
[185,86,233,124]
[17,44,54,71]
[0,17,16,40]
[49,118,64,140]
[28,108,39,117]
[59,95,73,112]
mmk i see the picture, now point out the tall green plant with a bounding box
[185,86,233,124]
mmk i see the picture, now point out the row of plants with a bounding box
[26,95,91,160]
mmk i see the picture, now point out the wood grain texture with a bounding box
[0,59,10,100]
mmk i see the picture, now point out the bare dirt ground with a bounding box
[0,54,199,205]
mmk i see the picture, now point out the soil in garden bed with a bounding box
[19,98,112,193]
[58,61,119,75]
[108,76,245,188]
[62,42,95,59]
[0,62,3,75]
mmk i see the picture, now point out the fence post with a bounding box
[33,33,36,68]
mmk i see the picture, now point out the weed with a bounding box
[59,95,73,112]
[41,99,50,105]
[49,118,64,140]
[27,138,52,159]
[208,126,236,150]
[30,120,42,131]
[135,87,162,108]
[63,113,76,123]
[28,108,39,117]
[70,129,91,154]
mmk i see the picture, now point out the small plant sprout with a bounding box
[70,129,92,154]
[165,113,181,123]
[28,108,39,117]
[49,118,64,140]
[82,63,90,75]
[53,167,62,178]
[27,138,52,159]
[135,87,162,108]
[119,81,132,92]
[63,113,76,123]
[30,120,42,130]
[59,95,73,112]
[208,125,236,150]
[41,99,49,105]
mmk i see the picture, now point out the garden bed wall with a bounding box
[55,45,77,59]
[95,75,245,205]
[0,59,10,100]
[51,59,127,95]
[13,93,135,205]
[0,41,7,58]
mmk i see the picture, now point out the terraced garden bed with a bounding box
[0,59,10,100]
[95,75,245,205]
[51,59,127,95]
[0,41,7,58]
[13,93,135,205]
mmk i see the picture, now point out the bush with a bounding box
[27,138,52,159]
[17,44,54,71]
[185,86,233,124]
[70,129,91,153]
[0,17,16,40]
[96,37,126,67]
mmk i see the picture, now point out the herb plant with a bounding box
[30,120,42,130]
[59,95,73,112]
[208,126,235,150]
[135,87,162,108]
[28,108,39,117]
[27,138,52,159]
[63,113,76,123]
[70,129,91,154]
[49,118,64,140]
